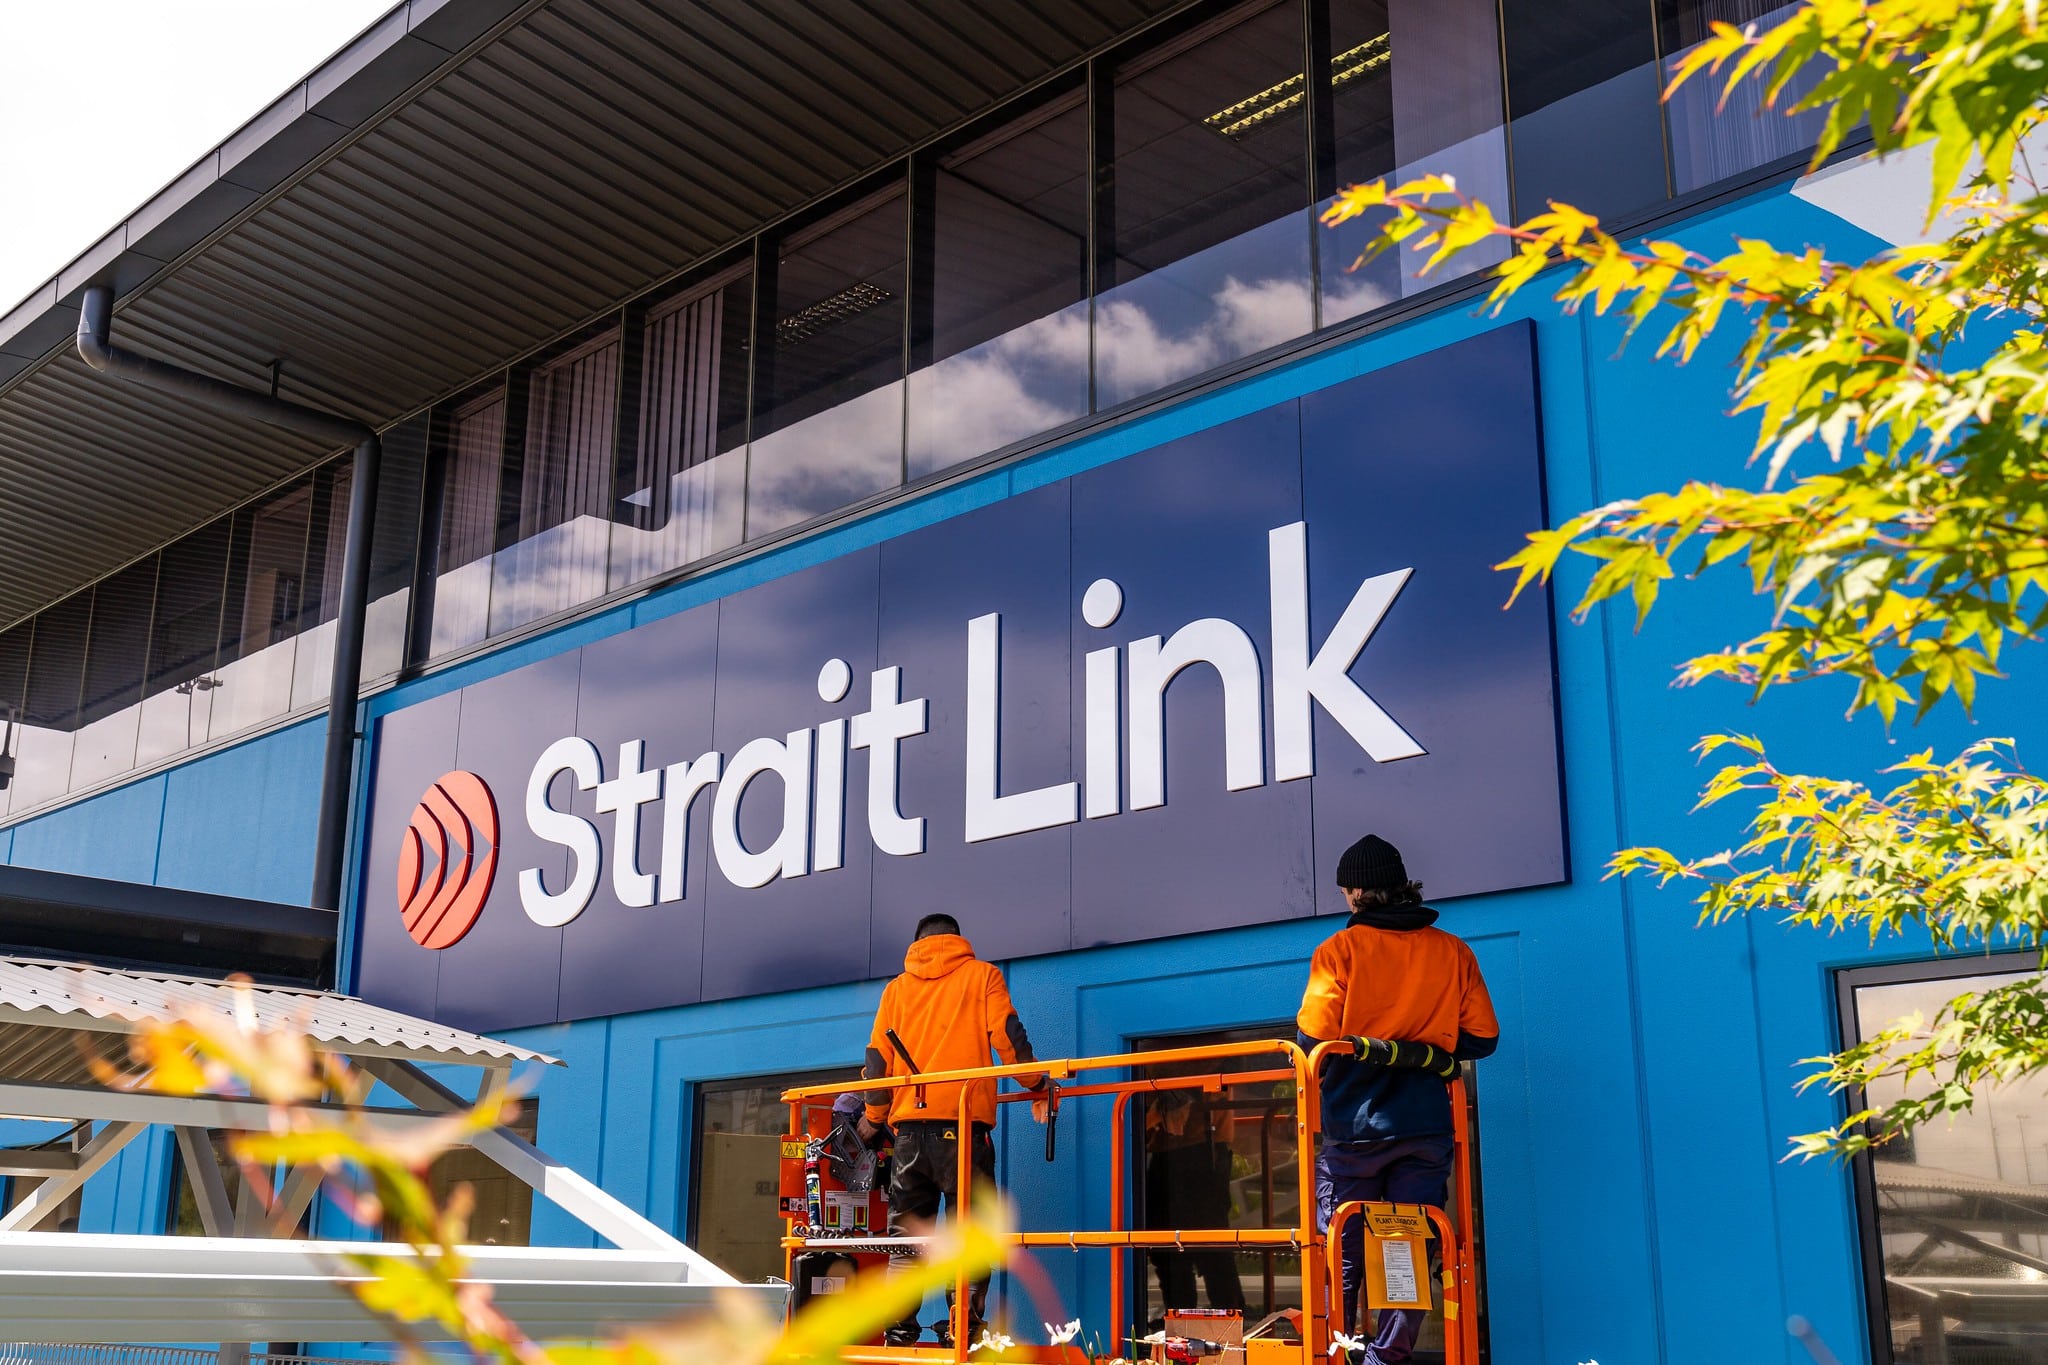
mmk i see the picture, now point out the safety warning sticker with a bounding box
[1380,1241,1419,1303]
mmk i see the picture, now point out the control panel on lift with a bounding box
[779,1102,892,1311]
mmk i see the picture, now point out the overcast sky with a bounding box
[0,0,393,314]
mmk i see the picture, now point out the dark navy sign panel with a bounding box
[355,323,1564,1033]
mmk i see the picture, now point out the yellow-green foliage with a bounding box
[1325,0,2048,1155]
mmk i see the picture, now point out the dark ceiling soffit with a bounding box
[0,864,336,985]
[0,0,534,389]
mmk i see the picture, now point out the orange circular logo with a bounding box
[396,770,499,949]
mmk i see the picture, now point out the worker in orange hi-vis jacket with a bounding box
[857,912,1053,1348]
[1297,835,1499,1365]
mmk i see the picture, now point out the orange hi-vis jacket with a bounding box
[1297,909,1498,1141]
[863,935,1040,1128]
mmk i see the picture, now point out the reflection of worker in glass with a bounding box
[857,913,1053,1348]
[1297,835,1498,1365]
[1143,1089,1247,1319]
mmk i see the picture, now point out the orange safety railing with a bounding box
[781,1039,1477,1365]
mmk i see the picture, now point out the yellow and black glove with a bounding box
[1346,1036,1459,1079]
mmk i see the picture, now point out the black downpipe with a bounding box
[78,286,379,914]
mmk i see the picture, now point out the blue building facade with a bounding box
[0,3,2021,1361]
[10,172,2002,1363]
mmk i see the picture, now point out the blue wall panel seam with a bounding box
[148,775,170,885]
[1742,910,1799,1346]
[1581,308,1672,1365]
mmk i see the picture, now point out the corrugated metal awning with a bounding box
[1873,1158,2048,1203]
[0,958,553,1071]
[0,0,1187,626]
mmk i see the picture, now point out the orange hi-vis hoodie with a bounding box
[863,934,1041,1128]
[1296,906,1499,1142]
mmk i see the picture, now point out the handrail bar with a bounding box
[779,1038,1305,1102]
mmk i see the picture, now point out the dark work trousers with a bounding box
[1315,1134,1454,1365]
[886,1120,997,1342]
[1145,1139,1246,1317]
[1149,1248,1249,1316]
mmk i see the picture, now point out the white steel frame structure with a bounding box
[0,960,783,1343]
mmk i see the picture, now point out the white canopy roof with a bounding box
[0,958,777,1344]
[0,959,555,1071]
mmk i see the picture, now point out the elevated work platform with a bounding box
[783,1038,1479,1365]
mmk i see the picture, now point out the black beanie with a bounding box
[1336,834,1407,890]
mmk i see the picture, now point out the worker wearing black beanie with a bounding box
[1297,835,1499,1363]
[1335,833,1407,892]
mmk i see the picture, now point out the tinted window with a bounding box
[1850,966,2048,1364]
[288,460,355,711]
[1501,0,1665,219]
[211,477,314,740]
[1099,0,1313,409]
[1131,1025,1486,1349]
[365,414,427,680]
[0,622,31,819]
[166,1130,248,1236]
[15,593,89,809]
[70,556,157,787]
[137,517,229,768]
[145,519,228,701]
[908,89,1091,479]
[430,388,507,658]
[492,329,621,636]
[405,1101,539,1247]
[1133,1033,1301,1328]
[1659,0,1827,193]
[8,1129,85,1232]
[749,185,908,539]
[610,270,751,590]
[1321,0,1510,322]
[694,1071,856,1283]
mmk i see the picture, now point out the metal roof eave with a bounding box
[0,0,1188,627]
[0,0,532,382]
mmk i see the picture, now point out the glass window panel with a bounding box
[1321,0,1510,323]
[1134,1034,1297,1327]
[389,1101,539,1247]
[10,1128,88,1232]
[211,478,313,741]
[748,186,907,539]
[137,517,229,768]
[609,273,751,591]
[908,92,1091,479]
[70,557,157,789]
[1131,1026,1485,1348]
[365,414,427,680]
[693,1070,855,1283]
[491,331,620,637]
[166,1131,248,1236]
[1501,0,1666,220]
[290,460,354,712]
[0,622,31,821]
[430,390,506,658]
[1853,967,2048,1364]
[1099,1,1314,410]
[16,594,88,810]
[1659,0,1827,193]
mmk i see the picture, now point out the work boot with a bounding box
[932,1318,985,1350]
[882,1320,922,1348]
